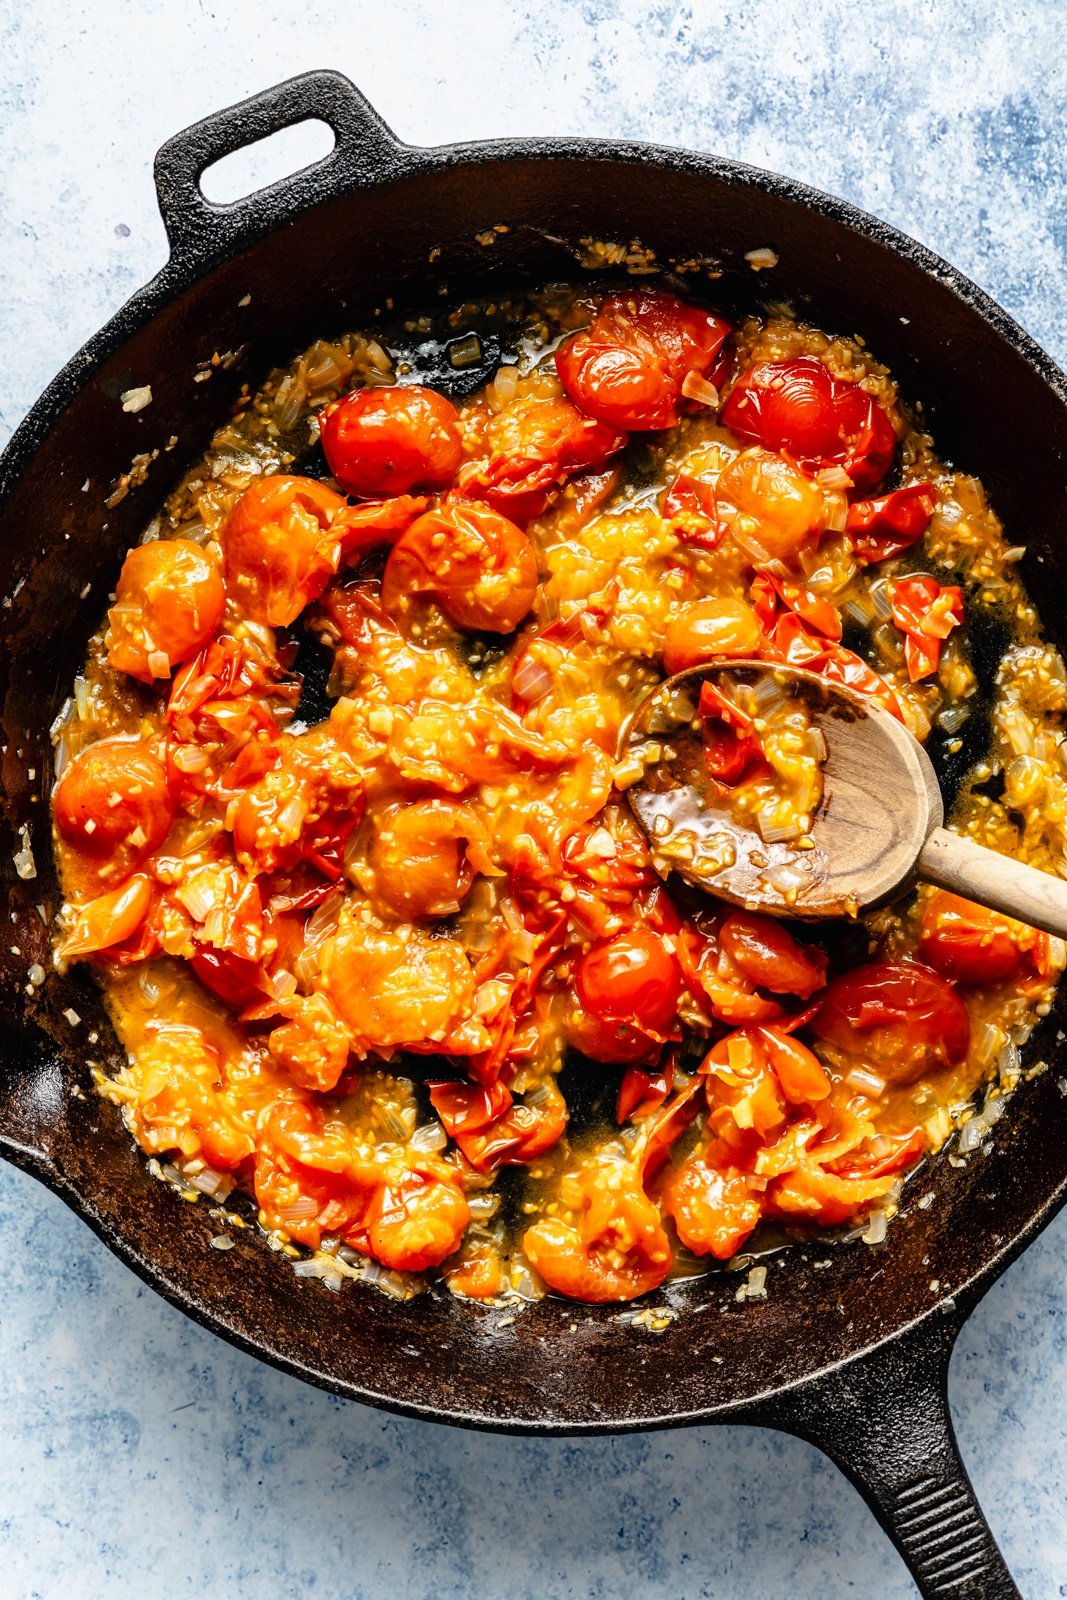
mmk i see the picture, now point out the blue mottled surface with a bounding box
[2,3,1067,1595]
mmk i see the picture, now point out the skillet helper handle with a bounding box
[920,824,1067,939]
[769,1315,1019,1598]
[154,70,410,262]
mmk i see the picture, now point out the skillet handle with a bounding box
[767,1313,1019,1598]
[153,70,412,262]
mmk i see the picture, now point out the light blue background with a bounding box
[3,3,1067,1595]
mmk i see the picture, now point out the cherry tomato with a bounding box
[918,890,1041,985]
[556,290,731,431]
[320,385,463,498]
[722,357,896,492]
[847,483,937,563]
[718,911,827,1000]
[381,499,538,633]
[429,1079,568,1172]
[765,1165,900,1227]
[368,800,479,921]
[663,1159,761,1259]
[365,1171,471,1272]
[812,959,970,1085]
[523,1160,672,1302]
[222,475,347,627]
[60,873,155,960]
[53,740,173,873]
[463,394,626,524]
[662,597,764,675]
[325,927,475,1052]
[716,448,823,562]
[107,539,225,681]
[577,925,681,1038]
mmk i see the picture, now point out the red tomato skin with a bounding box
[918,891,1030,985]
[813,959,971,1068]
[722,357,896,492]
[556,290,731,431]
[719,911,827,1000]
[576,925,682,1038]
[847,483,937,562]
[320,386,463,498]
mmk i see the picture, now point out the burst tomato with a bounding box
[107,539,225,681]
[918,890,1044,985]
[381,499,538,633]
[663,1159,762,1259]
[320,385,463,498]
[718,911,827,1000]
[60,873,155,960]
[812,959,970,1085]
[722,357,896,491]
[368,800,480,921]
[846,483,937,563]
[556,290,731,431]
[221,475,347,627]
[523,1159,672,1302]
[462,393,626,524]
[576,924,682,1039]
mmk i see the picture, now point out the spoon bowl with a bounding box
[624,660,1067,937]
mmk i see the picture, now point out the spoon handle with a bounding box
[919,826,1067,939]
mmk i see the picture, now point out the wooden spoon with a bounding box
[623,660,1067,936]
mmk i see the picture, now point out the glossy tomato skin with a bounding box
[661,597,764,675]
[107,539,225,682]
[53,740,173,874]
[722,357,896,492]
[222,475,347,627]
[381,499,537,633]
[368,800,477,921]
[918,890,1035,985]
[320,385,463,498]
[812,959,970,1085]
[576,924,681,1038]
[461,393,626,525]
[556,290,731,431]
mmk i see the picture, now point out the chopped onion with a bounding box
[681,370,719,408]
[761,859,812,894]
[756,808,803,844]
[410,1120,448,1153]
[861,1209,888,1245]
[936,704,970,734]
[845,1065,887,1097]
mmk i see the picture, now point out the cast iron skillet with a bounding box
[2,70,1065,1599]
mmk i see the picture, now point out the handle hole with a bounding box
[198,118,337,206]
